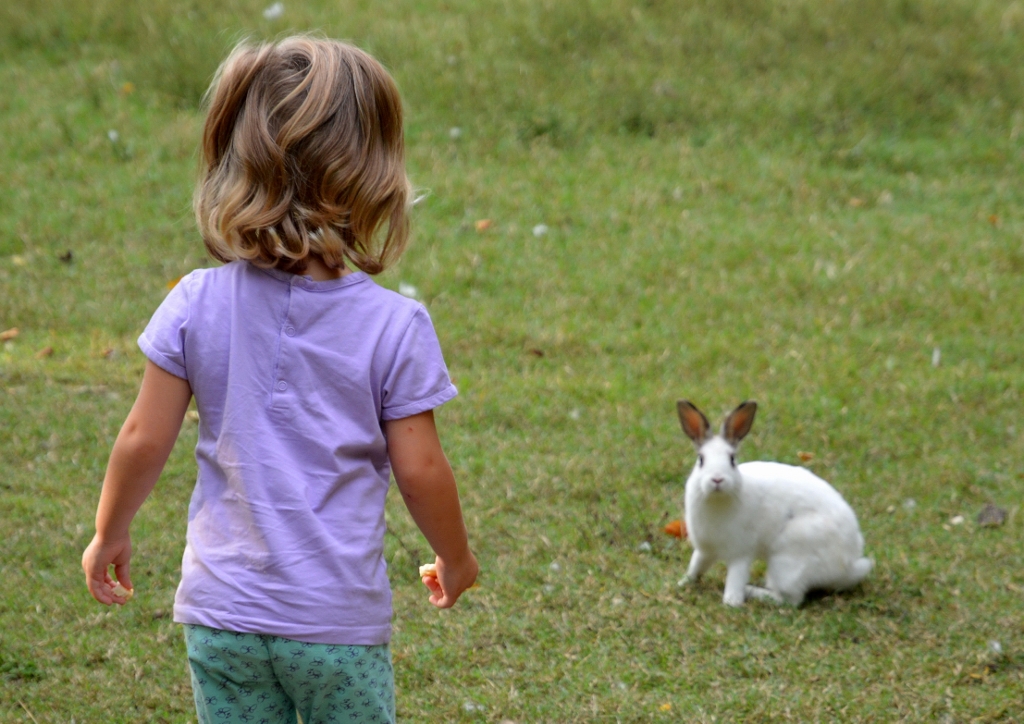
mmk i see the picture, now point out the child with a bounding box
[82,35,478,723]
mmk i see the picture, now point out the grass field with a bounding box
[2,1,1023,721]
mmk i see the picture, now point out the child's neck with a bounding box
[300,256,351,281]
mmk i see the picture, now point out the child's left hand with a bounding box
[419,553,478,608]
[82,534,135,605]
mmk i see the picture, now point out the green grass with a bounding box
[2,0,1023,721]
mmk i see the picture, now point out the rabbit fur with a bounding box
[677,400,872,607]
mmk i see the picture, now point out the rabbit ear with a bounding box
[677,400,712,445]
[722,401,757,445]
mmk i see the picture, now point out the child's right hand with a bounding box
[421,552,478,609]
[82,533,135,606]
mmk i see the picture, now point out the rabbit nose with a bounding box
[711,476,724,485]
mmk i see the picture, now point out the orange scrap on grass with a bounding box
[474,219,493,232]
[663,519,687,539]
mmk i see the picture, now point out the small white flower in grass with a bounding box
[903,498,917,511]
[950,515,965,526]
[637,541,652,553]
[398,282,419,299]
[107,130,119,143]
[463,701,485,712]
[568,408,580,421]
[549,561,560,572]
[989,641,1003,655]
[449,126,462,140]
[263,2,284,20]
[532,223,549,237]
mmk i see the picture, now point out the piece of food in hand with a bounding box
[663,519,687,539]
[111,581,134,600]
[418,561,480,589]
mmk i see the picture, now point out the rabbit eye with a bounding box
[730,454,736,467]
[697,454,705,467]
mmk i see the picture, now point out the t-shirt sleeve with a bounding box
[137,274,192,380]
[380,305,458,421]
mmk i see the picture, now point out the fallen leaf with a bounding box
[186,410,200,423]
[1,327,19,341]
[474,219,493,232]
[528,348,545,357]
[35,346,54,359]
[262,1,284,20]
[797,451,815,462]
[988,214,1000,227]
[663,519,687,539]
[58,250,73,263]
[848,197,865,208]
[977,503,1007,528]
[659,703,672,712]
[119,81,135,96]
[166,276,182,290]
[102,348,116,359]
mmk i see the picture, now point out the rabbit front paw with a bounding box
[722,591,746,607]
[745,585,785,604]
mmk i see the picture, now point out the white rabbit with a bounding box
[677,400,872,607]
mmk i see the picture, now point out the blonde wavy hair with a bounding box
[194,36,410,274]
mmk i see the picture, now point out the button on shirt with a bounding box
[138,262,457,644]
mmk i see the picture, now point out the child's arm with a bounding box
[386,410,478,608]
[82,361,192,605]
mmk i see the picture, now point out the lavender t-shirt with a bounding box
[138,261,457,644]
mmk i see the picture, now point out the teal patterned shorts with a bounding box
[184,624,395,724]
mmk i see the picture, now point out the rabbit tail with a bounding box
[846,557,874,587]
